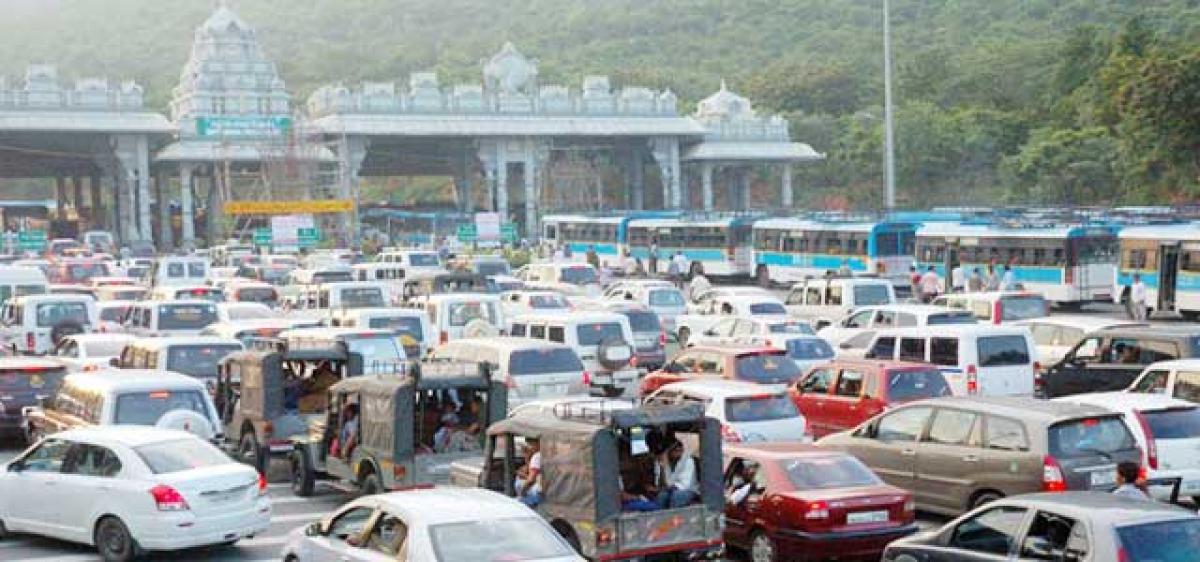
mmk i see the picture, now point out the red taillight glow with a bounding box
[257,473,267,496]
[440,331,448,344]
[966,365,979,395]
[659,331,667,346]
[149,484,189,511]
[992,302,1002,325]
[1043,455,1067,492]
[720,424,742,443]
[1133,410,1159,470]
[25,332,35,350]
[581,370,591,386]
[802,500,830,520]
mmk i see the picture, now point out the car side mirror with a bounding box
[304,521,323,537]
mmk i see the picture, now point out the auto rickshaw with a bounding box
[463,399,724,561]
[215,348,364,473]
[288,360,506,496]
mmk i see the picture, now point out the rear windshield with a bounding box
[0,367,65,391]
[622,311,661,332]
[226,305,273,321]
[724,394,799,422]
[648,289,685,307]
[55,262,109,283]
[786,338,834,360]
[166,345,242,380]
[1000,296,1047,321]
[339,287,385,308]
[977,335,1030,367]
[529,295,568,309]
[16,285,45,297]
[36,302,90,327]
[474,260,510,276]
[114,390,209,426]
[135,439,232,475]
[1116,519,1200,561]
[346,336,405,372]
[235,287,277,303]
[928,312,977,325]
[576,322,625,346]
[749,302,787,315]
[560,266,597,285]
[1048,417,1137,459]
[368,316,424,340]
[312,271,353,284]
[886,369,952,403]
[100,306,130,323]
[83,340,128,357]
[769,321,815,335]
[112,289,144,300]
[735,353,803,384]
[1143,408,1200,440]
[408,253,440,267]
[783,455,882,490]
[510,348,584,375]
[853,284,892,305]
[158,303,218,330]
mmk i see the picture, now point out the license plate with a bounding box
[846,510,889,525]
[1090,469,1116,487]
[206,491,242,504]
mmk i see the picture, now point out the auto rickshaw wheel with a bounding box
[239,431,262,470]
[360,470,384,496]
[290,450,315,497]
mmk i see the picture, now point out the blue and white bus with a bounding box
[915,222,1119,306]
[541,212,679,261]
[626,214,759,277]
[751,218,918,287]
[1115,223,1200,317]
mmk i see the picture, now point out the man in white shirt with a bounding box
[516,438,542,507]
[1001,265,1018,291]
[951,265,964,293]
[726,460,760,506]
[1130,273,1148,321]
[919,266,941,303]
[655,439,700,508]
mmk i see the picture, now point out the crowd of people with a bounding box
[906,263,1022,303]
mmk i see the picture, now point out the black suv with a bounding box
[1041,326,1200,398]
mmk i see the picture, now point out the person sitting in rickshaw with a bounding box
[656,439,699,509]
[618,442,659,512]
[515,438,543,507]
[331,403,359,459]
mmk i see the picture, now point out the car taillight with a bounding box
[1043,455,1067,492]
[149,484,190,511]
[966,365,979,395]
[440,331,448,344]
[262,421,274,438]
[1133,410,1159,470]
[257,473,268,496]
[659,331,667,346]
[802,500,830,520]
[992,302,1002,325]
[25,332,34,350]
[581,370,591,386]
[721,424,742,443]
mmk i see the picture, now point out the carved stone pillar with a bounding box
[781,162,794,208]
[180,163,195,248]
[701,163,715,211]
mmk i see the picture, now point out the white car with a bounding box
[281,487,582,562]
[674,294,789,347]
[686,316,814,348]
[0,294,98,354]
[646,379,810,443]
[122,299,220,337]
[1013,315,1148,366]
[816,304,976,347]
[50,333,135,371]
[1054,392,1200,501]
[499,289,572,317]
[1126,359,1200,404]
[216,302,276,322]
[603,280,688,330]
[0,427,270,559]
[783,277,896,329]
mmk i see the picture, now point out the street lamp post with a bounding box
[883,0,897,212]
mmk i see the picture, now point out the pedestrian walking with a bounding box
[585,245,600,270]
[967,267,984,292]
[1130,273,1148,321]
[909,266,921,300]
[666,252,682,288]
[951,264,964,293]
[1000,265,1017,291]
[985,264,1001,291]
[648,239,659,275]
[838,259,853,276]
[919,266,940,303]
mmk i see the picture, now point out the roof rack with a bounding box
[551,398,637,426]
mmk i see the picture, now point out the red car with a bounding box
[46,259,112,285]
[790,359,951,438]
[723,443,917,561]
[639,345,803,396]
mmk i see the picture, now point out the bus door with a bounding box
[1159,242,1181,312]
[942,241,960,294]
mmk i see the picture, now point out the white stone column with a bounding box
[632,148,645,210]
[781,162,794,208]
[523,140,541,239]
[180,163,195,247]
[495,142,509,221]
[702,162,715,211]
[135,135,152,242]
[156,170,173,249]
[649,137,682,209]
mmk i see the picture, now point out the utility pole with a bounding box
[883,0,897,212]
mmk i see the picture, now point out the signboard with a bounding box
[475,212,501,241]
[500,223,518,243]
[17,229,46,252]
[224,200,353,215]
[297,227,320,248]
[252,228,272,247]
[456,224,477,243]
[196,116,292,138]
[270,214,315,249]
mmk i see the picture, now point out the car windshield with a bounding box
[158,303,218,330]
[749,302,787,315]
[852,284,892,305]
[0,367,65,391]
[785,338,835,360]
[510,348,584,375]
[236,287,277,304]
[576,322,625,346]
[782,455,882,490]
[1048,417,1137,459]
[1000,296,1047,321]
[313,271,353,284]
[368,316,424,340]
[114,390,209,425]
[447,301,498,327]
[977,335,1031,366]
[15,285,45,297]
[560,266,597,285]
[429,517,574,561]
[1142,408,1200,439]
[927,312,977,325]
[648,288,685,307]
[735,353,802,384]
[1117,518,1200,561]
[623,311,661,332]
[83,340,128,357]
[36,302,89,327]
[769,321,814,335]
[339,287,385,308]
[346,335,404,373]
[166,345,242,379]
[474,260,510,276]
[135,438,232,475]
[59,262,109,283]
[724,394,799,422]
[528,295,568,309]
[408,253,440,267]
[886,369,953,402]
[100,306,130,323]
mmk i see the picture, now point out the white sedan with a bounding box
[49,333,135,371]
[282,487,583,562]
[0,427,270,560]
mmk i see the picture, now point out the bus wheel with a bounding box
[756,265,771,288]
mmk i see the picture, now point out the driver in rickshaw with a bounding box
[332,402,359,459]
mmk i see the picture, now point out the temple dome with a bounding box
[202,3,252,34]
[696,80,754,120]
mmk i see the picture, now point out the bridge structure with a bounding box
[0,4,823,248]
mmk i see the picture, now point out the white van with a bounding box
[376,249,445,277]
[0,294,97,354]
[328,307,433,359]
[428,337,588,406]
[122,299,220,337]
[784,276,896,329]
[410,293,504,345]
[508,312,638,397]
[931,291,1049,325]
[0,266,48,307]
[147,256,210,287]
[862,324,1037,396]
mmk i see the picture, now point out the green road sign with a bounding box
[253,228,272,246]
[500,223,518,242]
[456,224,477,242]
[17,229,46,251]
[297,227,320,247]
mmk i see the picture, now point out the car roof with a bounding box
[858,304,972,315]
[367,488,537,524]
[126,335,242,349]
[826,358,936,371]
[1093,325,1200,339]
[916,396,1116,422]
[991,492,1197,527]
[0,357,67,370]
[873,324,1031,337]
[657,379,788,398]
[10,294,95,304]
[1013,316,1148,331]
[63,333,136,344]
[62,369,208,392]
[1145,358,1200,370]
[513,311,626,323]
[335,307,425,317]
[139,299,216,307]
[683,344,782,356]
[1055,391,1197,413]
[52,426,203,448]
[423,293,500,302]
[441,337,575,353]
[725,442,844,460]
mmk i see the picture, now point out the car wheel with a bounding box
[238,432,261,469]
[971,490,1003,509]
[750,531,776,562]
[290,450,315,497]
[94,516,139,562]
[677,327,690,347]
[360,471,384,496]
[0,518,10,540]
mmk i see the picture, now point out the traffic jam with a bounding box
[0,211,1199,562]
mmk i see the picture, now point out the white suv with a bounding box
[0,294,97,354]
[508,312,638,397]
[645,379,810,443]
